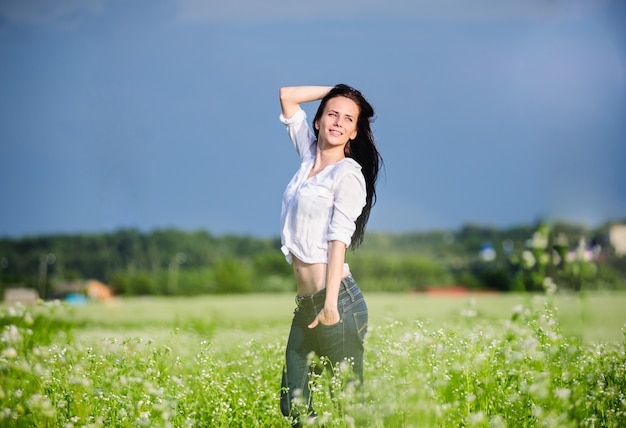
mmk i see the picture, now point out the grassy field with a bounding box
[66,291,626,344]
[1,291,625,426]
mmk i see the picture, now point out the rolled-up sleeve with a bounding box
[279,109,315,159]
[327,171,366,246]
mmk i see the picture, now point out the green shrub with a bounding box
[349,254,454,291]
[213,258,252,293]
[110,272,158,296]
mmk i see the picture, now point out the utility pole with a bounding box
[38,253,56,300]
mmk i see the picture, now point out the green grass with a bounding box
[64,291,626,343]
[1,292,625,426]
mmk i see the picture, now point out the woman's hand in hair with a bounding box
[279,86,333,119]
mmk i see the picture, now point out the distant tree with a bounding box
[214,258,252,293]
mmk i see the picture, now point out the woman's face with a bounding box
[315,96,359,149]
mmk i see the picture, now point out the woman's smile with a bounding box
[316,96,359,147]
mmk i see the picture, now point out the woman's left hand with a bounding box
[308,306,340,329]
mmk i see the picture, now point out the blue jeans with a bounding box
[280,275,368,424]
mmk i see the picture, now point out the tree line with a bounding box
[1,221,625,299]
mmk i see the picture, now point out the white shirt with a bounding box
[280,109,367,264]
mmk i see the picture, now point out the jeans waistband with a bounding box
[295,275,358,309]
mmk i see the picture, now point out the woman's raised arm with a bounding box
[279,86,333,119]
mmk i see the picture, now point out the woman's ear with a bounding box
[314,120,319,130]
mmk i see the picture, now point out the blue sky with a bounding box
[1,0,625,238]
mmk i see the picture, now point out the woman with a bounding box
[278,84,382,425]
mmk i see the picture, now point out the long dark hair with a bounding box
[313,84,383,249]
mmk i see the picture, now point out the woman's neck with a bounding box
[316,143,345,164]
[308,146,345,178]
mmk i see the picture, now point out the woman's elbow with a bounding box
[279,87,294,103]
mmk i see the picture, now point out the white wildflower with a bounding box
[2,347,17,359]
[522,250,536,268]
[468,411,486,425]
[489,415,507,428]
[530,231,548,249]
[543,277,557,295]
[555,388,571,401]
[3,325,21,343]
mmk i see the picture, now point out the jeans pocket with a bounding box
[318,318,343,331]
[353,310,368,343]
[317,319,344,360]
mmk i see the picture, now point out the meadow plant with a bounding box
[358,297,625,427]
[0,296,624,427]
